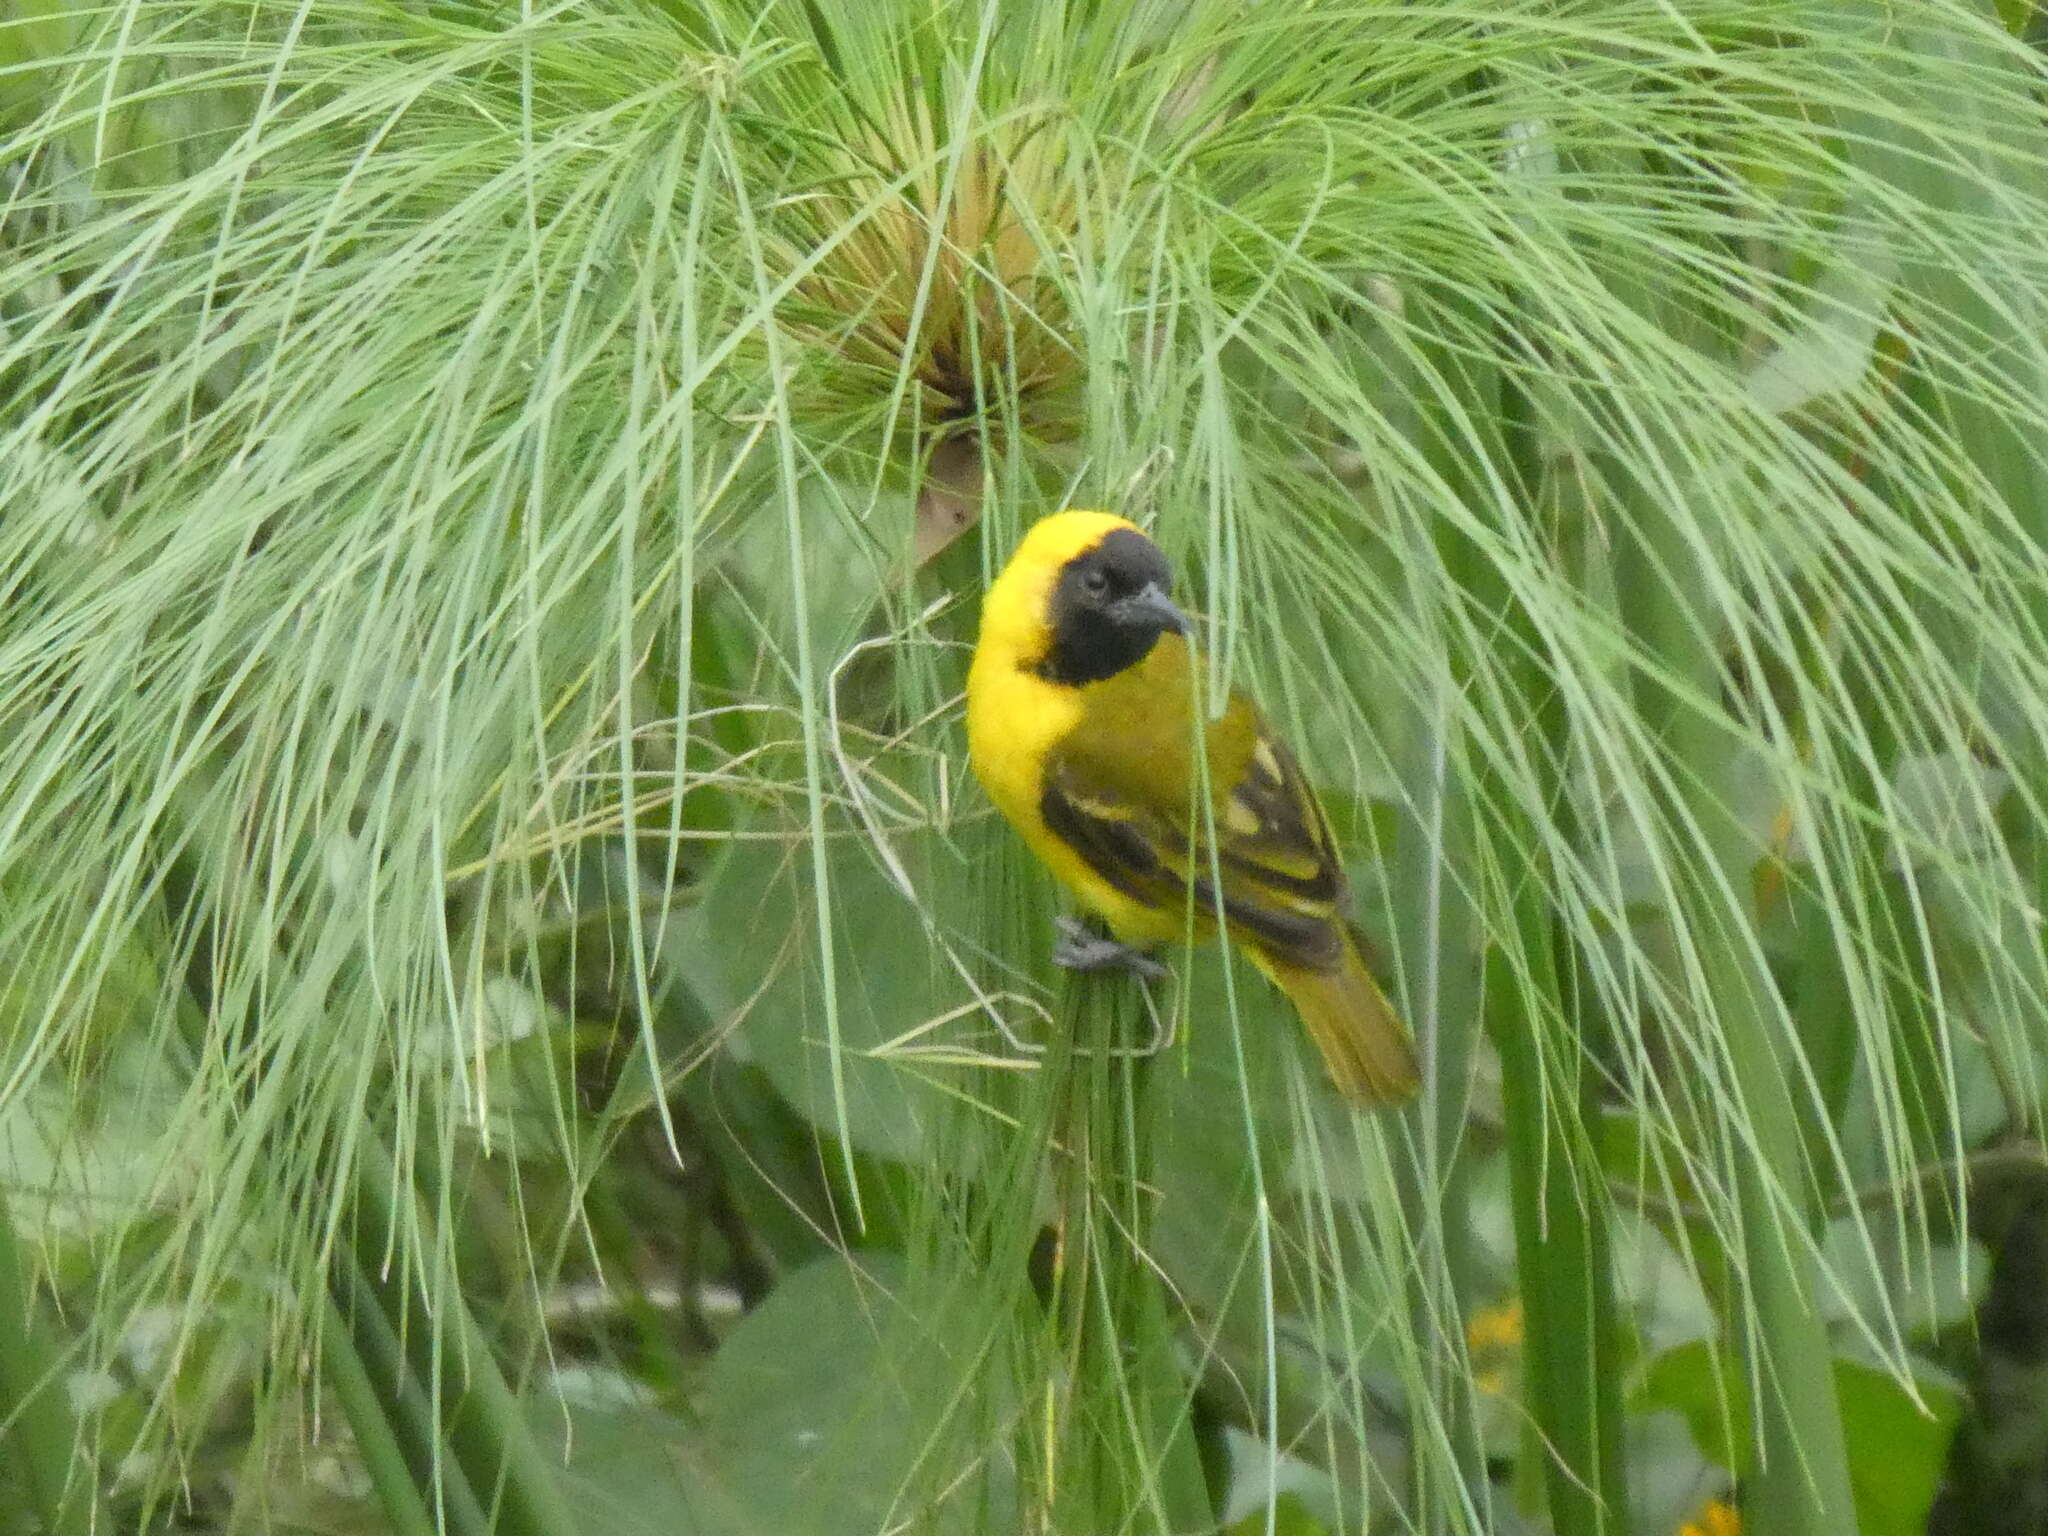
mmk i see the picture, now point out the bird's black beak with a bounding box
[1112,582,1192,636]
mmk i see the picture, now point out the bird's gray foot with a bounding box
[1051,915,1168,981]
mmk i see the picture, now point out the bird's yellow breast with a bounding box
[967,628,1243,943]
[968,630,1150,933]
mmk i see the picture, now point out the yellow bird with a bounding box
[966,510,1420,1107]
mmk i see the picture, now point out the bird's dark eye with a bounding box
[1081,568,1111,598]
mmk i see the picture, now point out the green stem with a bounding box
[319,1282,459,1536]
[343,1131,587,1536]
[1381,309,1492,1534]
[1614,464,1857,1533]
[0,1187,115,1536]
[1397,294,1631,1534]
[1391,670,1489,1532]
[1486,913,1627,1536]
[1042,983,1210,1534]
[159,824,583,1536]
[1467,387,1628,1535]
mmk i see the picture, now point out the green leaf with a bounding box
[1639,1344,1961,1536]
[1225,1491,1331,1536]
[672,811,964,1167]
[698,1252,1011,1536]
[1835,1357,1962,1536]
[545,1403,750,1536]
[1637,1342,1748,1472]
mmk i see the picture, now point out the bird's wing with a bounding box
[1041,724,1348,970]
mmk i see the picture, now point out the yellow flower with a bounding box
[1465,1299,1525,1353]
[1465,1298,1524,1399]
[1678,1497,1741,1536]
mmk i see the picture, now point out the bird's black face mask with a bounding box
[1034,528,1192,686]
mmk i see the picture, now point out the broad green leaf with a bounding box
[671,808,970,1167]
[697,1251,1011,1536]
[1639,1344,1960,1536]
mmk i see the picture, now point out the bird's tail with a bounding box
[1266,928,1420,1108]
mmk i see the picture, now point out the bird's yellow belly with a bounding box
[1021,818,1191,945]
[967,652,1196,946]
[971,677,1215,946]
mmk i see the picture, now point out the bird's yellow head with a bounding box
[979,511,1191,686]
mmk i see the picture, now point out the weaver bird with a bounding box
[966,510,1419,1106]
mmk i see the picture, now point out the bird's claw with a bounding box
[1051,915,1168,981]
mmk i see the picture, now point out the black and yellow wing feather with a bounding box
[1041,711,1420,1105]
[1040,727,1346,970]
